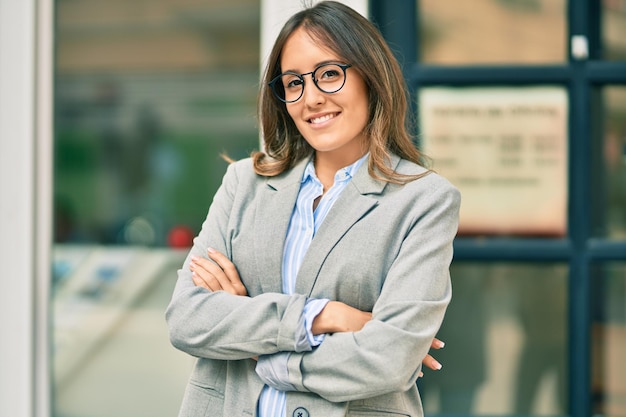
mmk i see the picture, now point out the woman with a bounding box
[166,2,460,416]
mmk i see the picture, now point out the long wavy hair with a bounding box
[253,1,426,183]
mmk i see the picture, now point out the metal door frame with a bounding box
[370,1,626,415]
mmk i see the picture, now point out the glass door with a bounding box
[51,1,260,415]
[370,0,626,416]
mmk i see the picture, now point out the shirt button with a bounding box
[293,406,309,417]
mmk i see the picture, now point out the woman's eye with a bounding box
[285,77,303,89]
[320,69,340,79]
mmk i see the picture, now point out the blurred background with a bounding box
[51,1,260,415]
[0,0,625,416]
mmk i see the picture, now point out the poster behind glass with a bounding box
[419,87,568,237]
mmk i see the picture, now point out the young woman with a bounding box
[166,2,460,416]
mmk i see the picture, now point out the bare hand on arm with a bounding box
[419,338,444,377]
[310,300,372,335]
[312,302,444,376]
[189,248,248,296]
[190,249,444,371]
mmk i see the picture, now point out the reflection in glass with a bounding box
[591,263,626,416]
[419,262,568,415]
[593,86,626,239]
[54,0,260,247]
[602,1,626,60]
[52,246,190,417]
[418,0,566,65]
[52,1,260,416]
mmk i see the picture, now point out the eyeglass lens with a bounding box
[273,63,347,103]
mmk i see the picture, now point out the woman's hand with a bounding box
[190,248,443,373]
[312,302,443,377]
[311,301,372,335]
[419,337,444,377]
[189,248,248,296]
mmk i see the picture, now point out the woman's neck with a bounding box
[313,149,366,192]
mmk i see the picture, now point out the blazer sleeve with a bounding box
[165,161,308,360]
[285,179,461,402]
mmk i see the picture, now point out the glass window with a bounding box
[419,262,568,415]
[591,262,626,416]
[54,0,260,246]
[602,0,626,60]
[52,0,260,416]
[592,86,626,240]
[418,0,567,65]
[52,246,190,417]
[419,86,569,237]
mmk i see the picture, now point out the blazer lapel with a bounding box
[253,157,310,294]
[294,154,399,296]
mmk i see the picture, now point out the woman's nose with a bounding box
[302,76,325,106]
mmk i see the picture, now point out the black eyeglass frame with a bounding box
[268,63,353,103]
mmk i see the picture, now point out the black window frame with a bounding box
[370,1,626,416]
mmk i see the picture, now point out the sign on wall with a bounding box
[419,87,568,236]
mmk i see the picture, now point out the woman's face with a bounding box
[280,27,369,165]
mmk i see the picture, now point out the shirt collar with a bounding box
[301,153,369,184]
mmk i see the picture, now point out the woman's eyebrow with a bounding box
[281,59,344,74]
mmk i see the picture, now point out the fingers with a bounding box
[189,248,247,296]
[190,256,234,292]
[421,353,442,371]
[207,248,247,296]
[191,269,210,290]
[431,337,445,350]
[421,338,445,374]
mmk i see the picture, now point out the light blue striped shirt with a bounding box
[256,154,367,417]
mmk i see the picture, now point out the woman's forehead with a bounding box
[280,28,343,71]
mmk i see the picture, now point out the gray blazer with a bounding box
[166,154,461,417]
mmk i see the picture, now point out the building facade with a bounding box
[1,1,624,416]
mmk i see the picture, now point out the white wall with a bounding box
[0,0,52,416]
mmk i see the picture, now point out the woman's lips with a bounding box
[308,112,339,124]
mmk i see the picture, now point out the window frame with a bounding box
[370,0,626,416]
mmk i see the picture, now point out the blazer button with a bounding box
[293,406,309,417]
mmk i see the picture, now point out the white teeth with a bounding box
[310,113,335,124]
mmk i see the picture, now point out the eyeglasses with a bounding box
[268,63,352,103]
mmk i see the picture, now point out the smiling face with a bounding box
[280,27,370,167]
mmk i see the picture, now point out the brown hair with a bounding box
[253,1,427,183]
